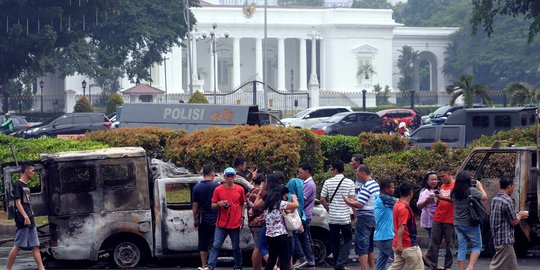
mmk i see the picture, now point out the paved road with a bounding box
[3,245,540,270]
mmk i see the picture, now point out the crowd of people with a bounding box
[191,156,530,270]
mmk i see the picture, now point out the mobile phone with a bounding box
[471,179,477,187]
[433,189,440,195]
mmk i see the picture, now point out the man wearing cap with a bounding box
[207,167,246,270]
[1,113,14,134]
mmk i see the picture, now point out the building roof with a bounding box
[122,83,165,94]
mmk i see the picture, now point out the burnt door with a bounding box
[3,163,50,218]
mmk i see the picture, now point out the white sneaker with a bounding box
[293,259,308,269]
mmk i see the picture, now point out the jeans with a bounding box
[266,234,290,270]
[355,213,375,255]
[455,225,482,261]
[293,218,315,264]
[207,227,242,270]
[329,223,353,270]
[425,221,455,270]
[374,239,394,270]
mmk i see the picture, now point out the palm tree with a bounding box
[397,45,418,92]
[504,82,539,106]
[357,63,376,80]
[446,75,491,108]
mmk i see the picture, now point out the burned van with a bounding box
[457,143,540,255]
[2,147,331,267]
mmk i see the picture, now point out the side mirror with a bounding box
[52,124,57,128]
[303,114,310,119]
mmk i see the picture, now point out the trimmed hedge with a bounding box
[469,126,536,147]
[164,125,324,178]
[84,127,186,158]
[320,135,360,168]
[358,133,408,158]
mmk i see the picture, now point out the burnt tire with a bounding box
[111,240,143,268]
[311,235,330,265]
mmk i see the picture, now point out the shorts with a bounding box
[14,226,39,250]
[256,226,269,256]
[198,222,216,252]
[355,213,375,255]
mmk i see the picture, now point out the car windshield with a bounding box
[323,114,346,123]
[433,105,451,117]
[294,109,311,118]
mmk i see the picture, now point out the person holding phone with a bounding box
[417,172,439,237]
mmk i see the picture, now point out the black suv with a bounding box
[21,113,111,138]
[1,115,31,135]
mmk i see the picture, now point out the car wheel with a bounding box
[38,133,49,139]
[311,234,330,265]
[328,132,339,136]
[111,240,143,268]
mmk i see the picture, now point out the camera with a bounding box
[223,201,230,208]
[471,179,477,187]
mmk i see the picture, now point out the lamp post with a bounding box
[39,80,44,113]
[362,89,367,111]
[203,23,229,104]
[410,89,415,110]
[82,80,87,98]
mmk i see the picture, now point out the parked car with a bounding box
[1,115,31,135]
[310,112,382,136]
[20,112,112,138]
[421,104,486,125]
[377,109,420,129]
[280,106,353,128]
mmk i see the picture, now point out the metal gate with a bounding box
[202,80,310,112]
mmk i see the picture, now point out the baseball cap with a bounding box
[224,167,236,176]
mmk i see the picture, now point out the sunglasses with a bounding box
[225,174,236,178]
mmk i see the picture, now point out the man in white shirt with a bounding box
[320,160,355,270]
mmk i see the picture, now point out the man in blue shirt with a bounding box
[373,178,397,270]
[192,165,220,270]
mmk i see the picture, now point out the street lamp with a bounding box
[82,80,87,98]
[203,23,229,104]
[39,80,44,113]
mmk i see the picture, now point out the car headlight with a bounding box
[284,122,292,127]
[26,127,39,133]
[321,126,327,130]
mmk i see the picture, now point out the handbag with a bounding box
[283,209,302,231]
[469,195,488,226]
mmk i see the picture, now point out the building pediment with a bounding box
[352,44,378,56]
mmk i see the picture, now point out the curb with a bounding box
[0,223,16,237]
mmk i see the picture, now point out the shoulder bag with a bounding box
[469,195,488,226]
[283,208,302,231]
[329,177,346,204]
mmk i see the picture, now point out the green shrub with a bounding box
[106,93,124,115]
[469,126,536,147]
[0,134,108,192]
[320,135,360,168]
[84,127,186,158]
[74,96,94,112]
[188,91,209,104]
[358,133,408,158]
[164,125,323,178]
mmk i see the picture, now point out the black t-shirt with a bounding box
[13,180,35,228]
[192,180,220,224]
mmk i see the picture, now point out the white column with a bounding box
[299,38,307,91]
[309,39,319,86]
[209,41,216,93]
[277,38,286,91]
[319,38,325,90]
[233,37,241,89]
[192,36,198,82]
[255,38,263,82]
[177,44,183,93]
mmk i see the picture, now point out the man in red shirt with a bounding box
[206,167,246,270]
[424,166,456,270]
[388,182,423,270]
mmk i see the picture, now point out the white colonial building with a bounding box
[38,6,458,112]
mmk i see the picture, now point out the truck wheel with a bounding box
[311,236,329,265]
[112,240,142,268]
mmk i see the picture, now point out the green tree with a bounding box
[0,1,194,104]
[351,0,391,9]
[397,46,418,92]
[106,93,124,115]
[504,82,540,106]
[446,75,491,108]
[74,96,95,112]
[373,84,391,105]
[188,91,209,104]
[357,63,376,80]
[471,0,540,42]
